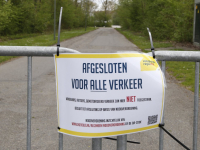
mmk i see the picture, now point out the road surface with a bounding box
[0,28,199,150]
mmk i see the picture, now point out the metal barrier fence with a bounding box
[0,46,199,150]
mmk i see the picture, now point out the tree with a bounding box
[116,0,194,42]
[100,0,117,26]
[0,0,95,36]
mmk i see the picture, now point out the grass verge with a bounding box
[0,27,96,64]
[116,28,198,92]
[116,29,172,52]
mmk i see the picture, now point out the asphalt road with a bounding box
[0,28,199,150]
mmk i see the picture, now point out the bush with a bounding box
[117,0,194,42]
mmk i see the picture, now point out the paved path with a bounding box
[0,28,199,150]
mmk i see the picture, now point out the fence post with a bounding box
[117,135,127,150]
[59,133,63,150]
[159,61,165,150]
[193,62,199,150]
[92,138,102,150]
[27,56,32,150]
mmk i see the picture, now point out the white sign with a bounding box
[54,53,165,138]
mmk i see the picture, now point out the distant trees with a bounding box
[83,0,98,29]
[94,0,117,27]
[93,11,105,27]
[0,0,98,35]
[116,0,194,42]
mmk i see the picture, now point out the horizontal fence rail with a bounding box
[0,46,79,56]
[0,46,199,150]
[0,46,200,61]
[149,51,200,61]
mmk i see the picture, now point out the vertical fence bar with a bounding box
[57,7,63,150]
[59,133,63,150]
[193,62,199,150]
[92,138,102,150]
[57,7,63,46]
[27,56,32,150]
[117,135,127,150]
[159,61,165,150]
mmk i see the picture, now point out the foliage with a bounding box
[112,12,120,25]
[94,0,116,27]
[0,1,14,34]
[94,11,112,27]
[116,0,194,42]
[0,0,97,36]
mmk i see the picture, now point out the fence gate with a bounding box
[0,46,199,150]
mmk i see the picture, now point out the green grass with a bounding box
[116,29,172,51]
[0,56,18,64]
[166,61,196,92]
[116,28,198,92]
[0,27,96,63]
[0,33,42,41]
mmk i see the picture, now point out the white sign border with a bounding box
[54,53,165,137]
